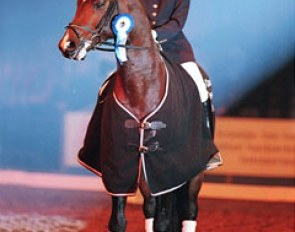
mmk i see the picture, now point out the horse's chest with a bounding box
[98,64,208,194]
[103,65,199,156]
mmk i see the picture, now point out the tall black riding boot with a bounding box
[202,99,215,139]
[203,99,223,170]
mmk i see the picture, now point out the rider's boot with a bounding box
[203,99,223,170]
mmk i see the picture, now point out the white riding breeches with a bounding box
[181,62,209,102]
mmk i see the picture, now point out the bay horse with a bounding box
[58,0,219,231]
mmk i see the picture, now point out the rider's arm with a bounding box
[154,0,190,41]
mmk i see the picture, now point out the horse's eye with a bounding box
[94,0,105,8]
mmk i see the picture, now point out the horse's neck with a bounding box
[114,22,166,120]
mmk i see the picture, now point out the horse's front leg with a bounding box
[140,174,174,232]
[142,194,173,232]
[108,196,127,232]
[143,195,157,231]
[139,174,157,232]
[178,172,204,232]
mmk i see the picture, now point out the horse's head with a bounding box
[59,0,119,60]
[59,0,166,121]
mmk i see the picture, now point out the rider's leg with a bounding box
[203,99,223,170]
[202,99,215,138]
[181,62,222,169]
[108,196,127,232]
[181,62,209,103]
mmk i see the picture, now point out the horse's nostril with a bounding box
[68,41,76,49]
[64,40,77,52]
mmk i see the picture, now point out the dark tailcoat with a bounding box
[141,0,195,64]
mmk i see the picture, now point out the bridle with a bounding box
[66,0,148,52]
[67,0,118,52]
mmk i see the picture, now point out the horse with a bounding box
[58,0,219,231]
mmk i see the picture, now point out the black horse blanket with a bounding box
[78,57,218,196]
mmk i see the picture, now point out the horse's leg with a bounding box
[143,196,156,232]
[139,174,156,232]
[178,173,204,232]
[108,196,127,232]
[177,100,210,231]
[139,172,174,232]
[153,193,174,232]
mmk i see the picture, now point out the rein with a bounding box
[66,0,149,52]
[95,41,149,52]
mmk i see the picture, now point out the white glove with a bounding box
[151,30,162,50]
[151,30,158,42]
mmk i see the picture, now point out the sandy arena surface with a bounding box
[0,185,294,232]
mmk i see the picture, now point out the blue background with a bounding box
[0,0,294,171]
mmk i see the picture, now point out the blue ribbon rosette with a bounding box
[111,14,134,64]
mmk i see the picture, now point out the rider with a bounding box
[141,0,223,231]
[141,0,222,166]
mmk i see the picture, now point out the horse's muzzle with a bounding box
[58,36,90,60]
[59,35,75,58]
